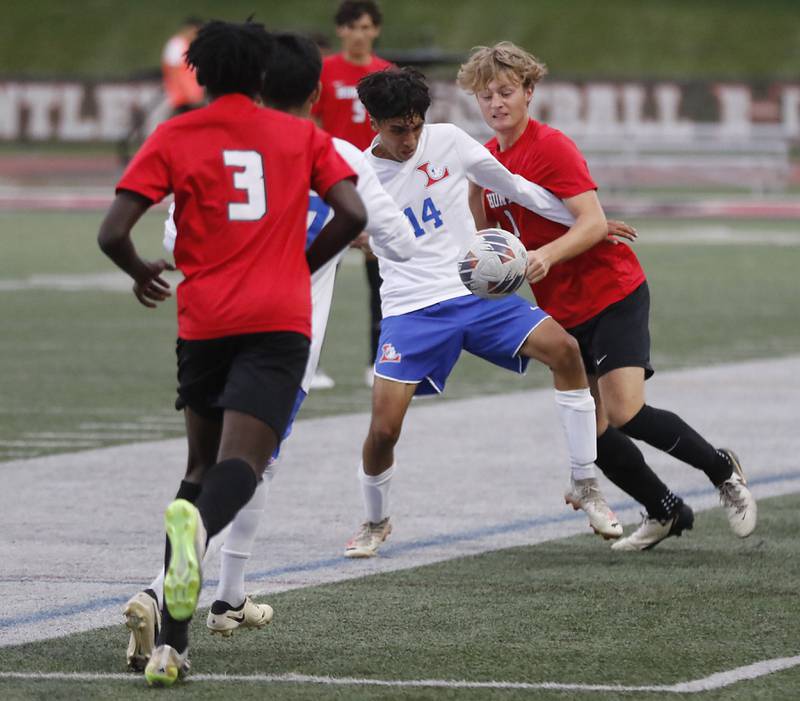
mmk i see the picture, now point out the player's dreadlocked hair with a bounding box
[357,67,431,122]
[186,20,273,98]
[261,33,322,110]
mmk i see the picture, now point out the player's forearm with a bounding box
[97,192,153,282]
[306,182,367,273]
[536,213,607,266]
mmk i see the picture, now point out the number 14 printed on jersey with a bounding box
[403,197,443,238]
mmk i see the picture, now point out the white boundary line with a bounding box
[1,654,799,693]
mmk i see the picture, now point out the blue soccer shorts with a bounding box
[373,294,550,396]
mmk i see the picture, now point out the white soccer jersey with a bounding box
[164,136,416,393]
[364,123,576,318]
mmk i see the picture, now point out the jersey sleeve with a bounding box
[116,125,172,204]
[309,125,358,198]
[534,133,597,199]
[340,144,416,262]
[452,125,575,228]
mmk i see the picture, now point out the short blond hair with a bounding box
[457,41,547,94]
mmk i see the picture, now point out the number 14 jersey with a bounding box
[364,123,574,318]
[117,94,355,340]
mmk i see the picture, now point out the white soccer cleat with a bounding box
[206,595,274,637]
[144,644,190,687]
[123,590,161,672]
[611,503,695,551]
[717,449,757,538]
[344,517,392,558]
[564,477,623,539]
[309,368,335,390]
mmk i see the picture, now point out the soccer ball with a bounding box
[457,228,528,300]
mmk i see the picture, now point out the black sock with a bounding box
[194,458,258,540]
[175,479,202,502]
[620,405,732,486]
[596,427,681,520]
[157,466,255,652]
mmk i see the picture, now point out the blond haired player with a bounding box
[458,42,756,550]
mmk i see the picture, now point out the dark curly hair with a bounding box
[357,67,430,122]
[186,20,273,98]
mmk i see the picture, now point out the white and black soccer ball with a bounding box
[457,228,528,300]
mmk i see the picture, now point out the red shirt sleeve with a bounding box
[309,126,357,198]
[116,125,172,203]
[535,132,596,200]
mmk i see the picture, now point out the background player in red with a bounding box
[458,41,756,551]
[313,0,393,387]
[98,20,365,686]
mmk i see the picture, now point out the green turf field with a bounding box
[2,1,800,79]
[0,492,797,699]
[1,211,799,461]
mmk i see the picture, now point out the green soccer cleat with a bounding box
[163,499,205,621]
[144,644,190,687]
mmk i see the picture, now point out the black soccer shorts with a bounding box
[567,281,654,380]
[175,331,310,439]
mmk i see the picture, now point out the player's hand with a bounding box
[349,231,372,253]
[133,259,175,308]
[525,249,551,283]
[606,219,637,244]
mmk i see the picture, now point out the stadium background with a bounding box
[1,2,799,699]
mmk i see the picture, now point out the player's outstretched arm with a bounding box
[305,180,367,273]
[452,125,574,227]
[98,190,175,308]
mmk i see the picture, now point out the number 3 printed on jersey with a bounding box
[223,150,267,221]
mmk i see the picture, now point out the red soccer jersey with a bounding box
[117,94,356,340]
[484,119,645,328]
[311,53,393,150]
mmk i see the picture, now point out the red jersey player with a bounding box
[313,1,393,385]
[312,0,392,150]
[97,21,365,687]
[458,42,756,552]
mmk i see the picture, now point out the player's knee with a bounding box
[369,418,403,449]
[549,333,582,373]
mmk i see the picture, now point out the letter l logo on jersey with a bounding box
[379,343,402,363]
[417,162,449,187]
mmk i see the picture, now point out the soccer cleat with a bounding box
[344,517,392,558]
[717,449,757,538]
[144,644,190,687]
[206,595,274,637]
[309,368,336,390]
[564,477,623,539]
[124,589,161,672]
[611,503,695,551]
[163,499,205,621]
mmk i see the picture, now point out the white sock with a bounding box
[554,388,597,481]
[360,462,395,523]
[213,463,276,606]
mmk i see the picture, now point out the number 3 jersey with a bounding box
[363,123,575,318]
[116,93,356,341]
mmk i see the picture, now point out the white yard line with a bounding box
[1,653,799,692]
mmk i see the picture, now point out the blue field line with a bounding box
[1,470,798,634]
